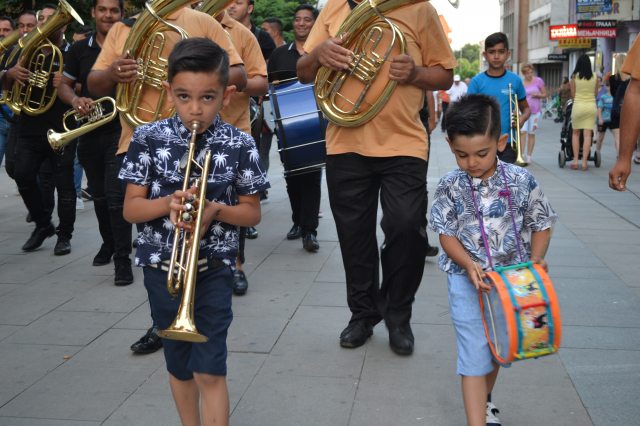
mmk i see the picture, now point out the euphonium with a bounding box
[197,0,236,18]
[3,0,83,116]
[47,97,118,155]
[158,121,212,343]
[0,29,23,56]
[509,83,529,167]
[315,0,459,127]
[116,0,201,129]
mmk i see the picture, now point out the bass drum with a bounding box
[269,77,327,177]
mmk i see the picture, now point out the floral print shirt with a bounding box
[428,160,558,275]
[119,114,270,267]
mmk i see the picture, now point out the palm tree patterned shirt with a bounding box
[118,114,270,267]
[428,160,557,275]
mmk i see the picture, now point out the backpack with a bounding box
[612,79,630,116]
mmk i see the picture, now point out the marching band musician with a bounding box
[57,0,129,283]
[213,8,269,296]
[4,4,77,256]
[267,4,323,252]
[297,0,457,354]
[87,0,247,354]
[0,15,15,168]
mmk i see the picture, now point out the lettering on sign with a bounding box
[578,20,616,28]
[577,28,617,38]
[557,38,594,49]
[549,24,577,40]
[576,0,613,14]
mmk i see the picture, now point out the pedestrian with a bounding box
[440,89,450,132]
[596,79,619,155]
[447,74,467,103]
[120,38,269,425]
[0,15,15,168]
[430,94,557,426]
[570,54,599,171]
[520,63,546,164]
[609,53,628,107]
[262,17,285,48]
[558,76,571,118]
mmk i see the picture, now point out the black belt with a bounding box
[148,257,226,273]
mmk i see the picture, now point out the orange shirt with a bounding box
[439,90,450,103]
[217,11,267,133]
[303,0,457,161]
[622,38,640,79]
[92,7,243,154]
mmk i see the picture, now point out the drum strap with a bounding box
[467,160,524,270]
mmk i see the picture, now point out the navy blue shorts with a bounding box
[143,262,233,381]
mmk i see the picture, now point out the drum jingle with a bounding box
[480,262,562,364]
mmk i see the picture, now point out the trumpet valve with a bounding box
[181,212,193,223]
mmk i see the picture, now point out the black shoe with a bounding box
[93,244,115,266]
[233,270,248,295]
[287,224,301,240]
[340,320,374,348]
[130,327,163,354]
[302,234,319,251]
[425,245,440,257]
[22,223,56,251]
[53,238,71,256]
[246,227,258,239]
[388,324,414,355]
[114,263,134,286]
[26,213,32,223]
[132,239,138,248]
[81,187,93,201]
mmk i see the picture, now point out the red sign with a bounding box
[549,24,577,40]
[577,28,617,37]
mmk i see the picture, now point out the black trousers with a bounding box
[326,153,428,329]
[78,126,132,265]
[440,101,449,131]
[498,143,517,164]
[14,135,76,240]
[285,170,322,236]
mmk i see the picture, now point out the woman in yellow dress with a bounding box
[570,54,600,170]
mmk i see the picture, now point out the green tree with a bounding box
[453,43,480,64]
[252,0,321,44]
[456,57,479,80]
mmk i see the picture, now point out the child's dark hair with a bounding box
[485,32,509,51]
[445,94,502,142]
[168,38,229,86]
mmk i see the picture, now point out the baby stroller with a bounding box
[558,99,601,168]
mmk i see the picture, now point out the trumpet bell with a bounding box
[157,317,208,342]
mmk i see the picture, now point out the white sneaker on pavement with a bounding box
[526,155,532,163]
[318,209,323,218]
[76,197,84,210]
[486,402,501,426]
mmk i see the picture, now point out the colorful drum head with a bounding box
[480,262,562,364]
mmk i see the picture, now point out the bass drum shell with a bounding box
[269,78,327,177]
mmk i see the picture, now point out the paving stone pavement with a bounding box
[0,118,638,426]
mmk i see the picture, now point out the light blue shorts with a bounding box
[447,273,511,376]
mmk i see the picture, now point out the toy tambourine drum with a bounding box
[480,262,562,364]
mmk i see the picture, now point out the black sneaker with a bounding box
[233,270,248,295]
[246,227,258,239]
[114,263,134,286]
[340,320,374,348]
[93,244,115,266]
[22,223,56,251]
[302,234,319,251]
[130,327,163,354]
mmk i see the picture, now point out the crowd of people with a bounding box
[1,1,639,426]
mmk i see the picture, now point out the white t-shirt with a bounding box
[447,82,467,103]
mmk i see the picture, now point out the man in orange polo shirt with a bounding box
[298,0,456,354]
[215,9,268,296]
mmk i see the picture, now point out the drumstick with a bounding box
[475,263,501,355]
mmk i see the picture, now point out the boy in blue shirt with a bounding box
[120,38,269,425]
[467,32,531,164]
[596,79,619,155]
[431,95,556,426]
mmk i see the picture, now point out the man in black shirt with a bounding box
[57,0,135,285]
[227,0,276,62]
[268,4,322,251]
[5,4,75,255]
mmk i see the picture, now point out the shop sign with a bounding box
[548,54,569,61]
[557,38,594,49]
[549,24,577,40]
[576,0,612,14]
[577,20,617,37]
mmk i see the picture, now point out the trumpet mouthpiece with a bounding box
[190,121,202,131]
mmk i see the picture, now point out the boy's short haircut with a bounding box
[168,37,230,87]
[485,32,509,52]
[263,17,283,35]
[445,94,502,142]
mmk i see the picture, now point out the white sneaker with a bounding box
[318,209,323,218]
[526,155,531,163]
[76,197,84,210]
[14,186,19,196]
[486,402,501,426]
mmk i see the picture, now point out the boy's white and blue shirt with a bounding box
[428,160,558,274]
[118,114,270,267]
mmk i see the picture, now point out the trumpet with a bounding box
[47,97,118,155]
[509,83,529,167]
[158,121,212,343]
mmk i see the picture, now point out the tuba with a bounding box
[0,29,23,56]
[196,0,236,18]
[508,83,529,167]
[3,1,84,116]
[47,97,118,154]
[116,0,201,129]
[315,0,459,127]
[158,121,212,343]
